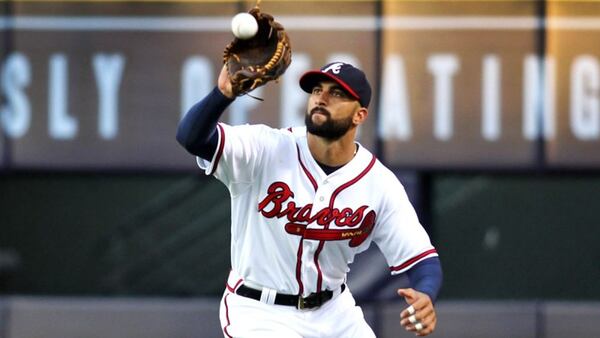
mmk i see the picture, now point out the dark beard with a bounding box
[305,107,354,140]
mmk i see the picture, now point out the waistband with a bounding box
[226,270,345,310]
[235,283,345,309]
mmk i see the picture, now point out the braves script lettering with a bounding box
[258,181,376,247]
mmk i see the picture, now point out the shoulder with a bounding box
[222,123,294,139]
[355,146,398,184]
[374,161,400,182]
[220,123,301,152]
[367,157,407,195]
[377,164,403,188]
[281,126,307,139]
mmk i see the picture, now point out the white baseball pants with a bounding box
[219,287,376,338]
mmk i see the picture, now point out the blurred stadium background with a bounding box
[1,0,599,337]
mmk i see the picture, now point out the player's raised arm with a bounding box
[176,66,234,160]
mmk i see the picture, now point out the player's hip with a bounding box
[219,286,374,338]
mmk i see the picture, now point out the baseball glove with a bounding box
[223,6,292,97]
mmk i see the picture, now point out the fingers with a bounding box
[217,65,235,98]
[399,291,430,319]
[398,288,416,303]
[398,288,437,336]
[403,312,436,337]
[400,303,434,327]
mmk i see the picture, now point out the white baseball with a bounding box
[231,13,258,40]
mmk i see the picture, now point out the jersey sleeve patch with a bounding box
[389,248,438,275]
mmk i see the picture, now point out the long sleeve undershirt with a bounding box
[176,87,234,160]
[405,257,443,302]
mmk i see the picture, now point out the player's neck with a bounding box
[307,131,357,167]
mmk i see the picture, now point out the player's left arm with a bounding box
[398,257,443,336]
[371,172,442,336]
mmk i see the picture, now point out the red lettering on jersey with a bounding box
[258,181,295,217]
[257,181,376,247]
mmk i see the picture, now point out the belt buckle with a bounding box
[297,293,321,309]
[297,296,306,309]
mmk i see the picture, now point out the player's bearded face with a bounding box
[305,107,354,140]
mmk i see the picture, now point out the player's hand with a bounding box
[398,288,437,336]
[218,65,235,99]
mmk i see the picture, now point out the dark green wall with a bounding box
[433,174,600,300]
[2,172,599,300]
[0,173,231,296]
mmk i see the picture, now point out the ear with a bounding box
[353,107,369,125]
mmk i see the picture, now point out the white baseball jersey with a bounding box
[197,123,437,297]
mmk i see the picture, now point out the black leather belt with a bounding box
[235,284,346,309]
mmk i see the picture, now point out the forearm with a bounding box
[176,86,234,159]
[406,257,443,302]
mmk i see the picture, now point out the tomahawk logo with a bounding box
[322,62,344,74]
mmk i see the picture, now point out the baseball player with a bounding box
[177,62,443,337]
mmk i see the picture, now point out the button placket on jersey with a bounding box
[309,175,340,230]
[298,179,334,293]
[310,181,333,225]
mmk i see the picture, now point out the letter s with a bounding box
[1,53,31,138]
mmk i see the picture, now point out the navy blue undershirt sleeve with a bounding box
[176,87,234,160]
[405,257,443,302]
